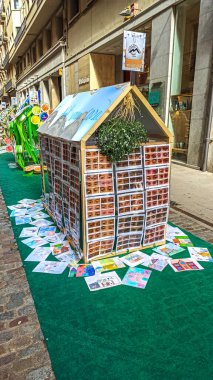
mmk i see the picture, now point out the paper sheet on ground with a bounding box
[148,253,170,271]
[188,247,213,262]
[122,267,152,289]
[8,204,27,211]
[56,252,77,263]
[25,247,52,262]
[169,258,204,272]
[85,271,122,291]
[21,236,48,249]
[31,211,49,220]
[15,216,32,225]
[33,261,67,274]
[39,226,56,237]
[153,242,185,257]
[68,266,78,277]
[166,225,185,242]
[30,219,53,228]
[45,233,66,243]
[173,236,193,247]
[18,198,37,205]
[92,257,125,273]
[120,251,151,267]
[76,264,96,277]
[19,227,39,238]
[10,208,27,217]
[27,205,44,214]
[50,241,72,256]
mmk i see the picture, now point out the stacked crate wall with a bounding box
[84,143,170,261]
[40,135,81,252]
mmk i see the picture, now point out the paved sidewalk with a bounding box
[170,164,213,225]
[0,190,55,380]
[169,208,213,245]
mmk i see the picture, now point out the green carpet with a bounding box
[1,153,213,380]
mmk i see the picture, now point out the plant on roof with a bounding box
[97,93,149,162]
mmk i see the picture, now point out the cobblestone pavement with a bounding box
[0,190,55,380]
[169,208,213,245]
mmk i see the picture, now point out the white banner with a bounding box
[29,90,39,105]
[122,30,146,72]
[11,97,18,106]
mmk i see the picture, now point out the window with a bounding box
[27,52,31,65]
[38,38,43,58]
[13,0,20,10]
[23,56,26,69]
[16,63,19,77]
[69,0,79,20]
[56,16,63,40]
[16,26,20,36]
[19,61,22,73]
[45,28,51,50]
[32,45,36,64]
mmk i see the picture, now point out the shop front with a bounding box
[68,21,152,100]
[169,0,200,163]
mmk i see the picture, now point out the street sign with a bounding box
[122,30,146,72]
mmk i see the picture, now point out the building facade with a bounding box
[0,0,213,172]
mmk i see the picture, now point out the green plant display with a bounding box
[97,93,148,162]
[98,118,148,162]
[9,105,39,169]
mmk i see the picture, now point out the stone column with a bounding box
[149,8,174,122]
[187,0,213,169]
[49,77,60,109]
[40,80,50,105]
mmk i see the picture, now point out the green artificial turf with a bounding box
[1,153,213,380]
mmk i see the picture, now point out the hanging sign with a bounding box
[1,102,7,109]
[29,90,39,105]
[11,97,18,106]
[122,30,146,72]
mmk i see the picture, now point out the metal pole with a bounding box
[130,71,136,85]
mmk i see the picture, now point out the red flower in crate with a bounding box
[6,145,13,152]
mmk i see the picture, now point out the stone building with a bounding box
[0,0,213,172]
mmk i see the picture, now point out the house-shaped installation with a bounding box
[38,83,173,263]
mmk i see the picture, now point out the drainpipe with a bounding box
[60,40,66,99]
[202,80,213,172]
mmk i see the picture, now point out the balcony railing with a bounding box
[3,52,9,68]
[5,79,15,93]
[0,87,4,97]
[14,18,26,46]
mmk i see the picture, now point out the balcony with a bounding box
[0,34,7,45]
[12,0,62,60]
[0,12,6,25]
[14,18,26,47]
[5,79,16,93]
[3,52,9,68]
[0,88,3,97]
